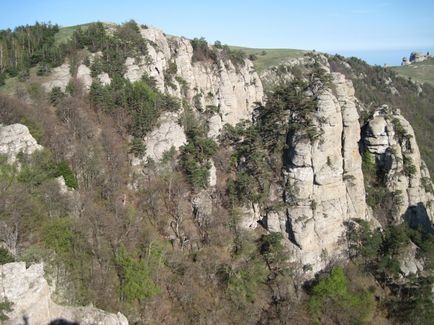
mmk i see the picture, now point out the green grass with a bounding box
[229,46,307,73]
[391,59,434,86]
[54,23,92,45]
[0,76,18,96]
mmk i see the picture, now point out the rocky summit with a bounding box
[0,20,433,324]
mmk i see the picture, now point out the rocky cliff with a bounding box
[1,20,434,323]
[364,105,434,226]
[238,55,433,275]
[40,26,434,276]
[281,71,371,274]
[43,26,263,162]
[0,262,128,325]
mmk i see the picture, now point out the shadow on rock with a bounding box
[404,202,434,233]
[48,319,79,325]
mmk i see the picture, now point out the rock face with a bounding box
[399,242,424,276]
[364,106,434,226]
[76,64,93,89]
[239,56,434,276]
[141,113,186,162]
[127,26,263,137]
[123,26,263,162]
[43,63,71,91]
[0,262,128,325]
[279,72,370,275]
[0,124,42,163]
[41,24,263,162]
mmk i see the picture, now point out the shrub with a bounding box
[0,299,13,322]
[179,110,218,189]
[129,137,146,157]
[191,37,217,63]
[42,217,75,260]
[54,160,78,189]
[115,246,160,302]
[49,86,66,106]
[308,266,375,324]
[0,247,14,265]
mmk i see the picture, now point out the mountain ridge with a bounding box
[0,20,433,324]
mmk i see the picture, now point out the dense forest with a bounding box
[0,21,434,324]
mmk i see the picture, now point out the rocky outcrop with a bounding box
[41,24,263,162]
[399,242,424,276]
[139,113,186,162]
[76,64,93,89]
[0,123,42,163]
[279,72,370,275]
[364,106,434,226]
[128,26,263,137]
[43,63,71,92]
[0,262,128,325]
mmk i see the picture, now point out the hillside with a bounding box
[391,58,434,85]
[228,46,306,72]
[0,21,433,325]
[54,23,92,45]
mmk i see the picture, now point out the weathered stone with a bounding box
[365,107,434,224]
[192,190,213,228]
[239,203,261,230]
[76,64,92,89]
[209,160,217,187]
[43,63,71,91]
[399,242,424,276]
[143,114,186,162]
[0,262,128,325]
[281,71,371,275]
[98,72,112,85]
[0,124,42,163]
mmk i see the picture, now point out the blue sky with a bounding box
[1,0,433,65]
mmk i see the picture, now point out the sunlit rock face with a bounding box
[0,123,42,163]
[0,262,128,325]
[364,106,434,226]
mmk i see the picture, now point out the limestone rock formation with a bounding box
[43,63,71,92]
[0,123,42,163]
[364,106,434,226]
[399,242,424,276]
[280,72,370,275]
[76,64,93,89]
[41,25,263,162]
[0,262,128,325]
[141,113,186,162]
[128,26,263,137]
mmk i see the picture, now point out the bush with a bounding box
[50,86,66,106]
[0,247,14,265]
[54,160,78,189]
[115,246,160,302]
[191,37,217,63]
[129,137,146,157]
[179,110,218,190]
[308,266,375,324]
[42,217,75,260]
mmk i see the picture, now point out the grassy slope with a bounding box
[229,46,306,72]
[54,23,92,45]
[391,59,434,86]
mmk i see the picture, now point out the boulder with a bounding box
[0,124,42,163]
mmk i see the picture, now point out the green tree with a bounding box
[308,266,375,325]
[115,246,160,303]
